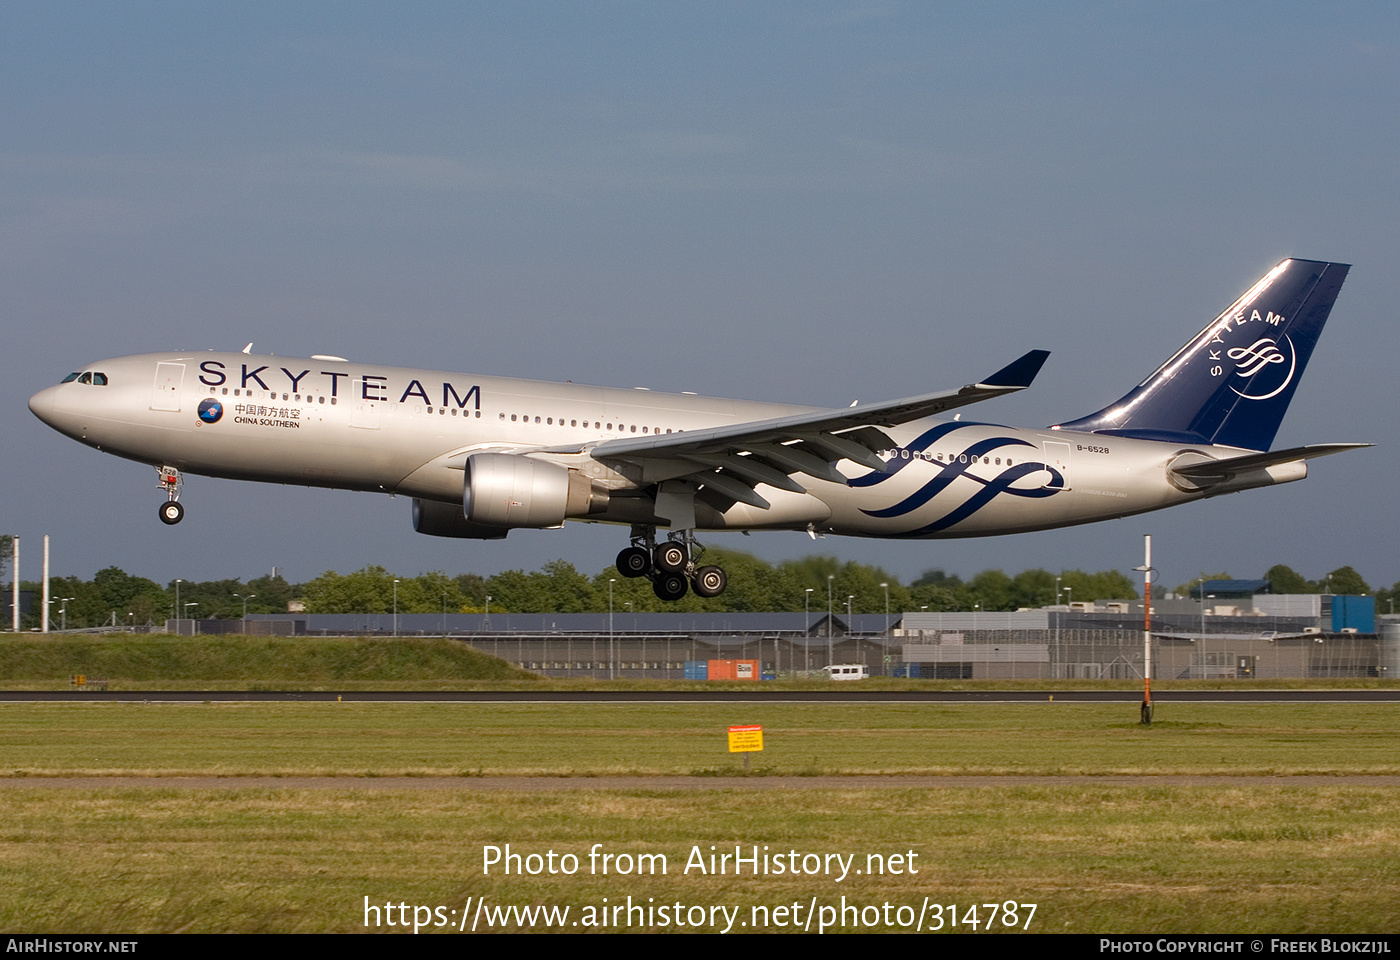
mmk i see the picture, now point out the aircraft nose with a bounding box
[28,385,59,426]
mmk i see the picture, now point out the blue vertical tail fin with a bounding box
[1056,259,1350,451]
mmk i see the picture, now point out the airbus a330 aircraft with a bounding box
[29,258,1366,601]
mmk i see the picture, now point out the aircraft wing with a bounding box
[544,350,1050,511]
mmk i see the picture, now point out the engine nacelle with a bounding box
[412,498,509,539]
[463,453,609,528]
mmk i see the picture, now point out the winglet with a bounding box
[978,349,1050,389]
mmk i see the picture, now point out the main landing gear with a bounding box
[615,525,728,602]
[157,465,185,525]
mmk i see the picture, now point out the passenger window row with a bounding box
[497,412,676,434]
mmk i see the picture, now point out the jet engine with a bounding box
[463,453,609,528]
[411,497,510,539]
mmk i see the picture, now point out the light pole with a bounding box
[846,594,854,666]
[804,588,813,673]
[392,579,399,636]
[234,593,255,624]
[608,579,616,680]
[1133,535,1157,723]
[183,603,197,633]
[1201,594,1215,677]
[817,579,828,668]
[881,582,889,676]
[174,579,182,623]
[59,597,74,631]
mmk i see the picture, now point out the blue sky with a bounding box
[4,3,1398,595]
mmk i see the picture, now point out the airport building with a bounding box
[209,589,1388,680]
[898,593,1380,681]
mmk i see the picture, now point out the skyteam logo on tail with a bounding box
[1227,335,1296,400]
[1207,307,1298,402]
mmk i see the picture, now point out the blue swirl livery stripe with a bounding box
[847,421,976,489]
[896,461,1063,536]
[860,436,1037,518]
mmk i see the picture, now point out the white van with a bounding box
[822,664,869,681]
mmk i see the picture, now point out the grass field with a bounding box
[0,699,1397,934]
[0,633,533,688]
[2,784,1397,933]
[1,701,1397,777]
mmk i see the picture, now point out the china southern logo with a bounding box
[197,398,223,424]
[1227,334,1296,401]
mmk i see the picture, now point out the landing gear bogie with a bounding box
[623,525,728,603]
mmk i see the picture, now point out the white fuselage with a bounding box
[29,350,1285,539]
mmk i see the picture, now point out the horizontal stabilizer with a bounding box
[1170,443,1371,485]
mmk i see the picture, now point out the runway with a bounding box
[2,689,1397,703]
[4,774,1399,790]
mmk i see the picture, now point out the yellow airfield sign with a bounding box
[727,724,763,753]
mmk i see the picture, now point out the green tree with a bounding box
[454,573,489,608]
[1062,569,1138,602]
[45,575,105,629]
[778,555,843,594]
[244,573,294,614]
[1375,581,1400,617]
[912,568,965,590]
[907,582,968,612]
[1009,568,1058,608]
[1263,564,1313,594]
[967,569,1015,610]
[1322,566,1370,596]
[88,567,167,625]
[485,569,551,614]
[302,566,399,614]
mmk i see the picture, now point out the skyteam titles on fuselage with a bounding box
[194,359,483,412]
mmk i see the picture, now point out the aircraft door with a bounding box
[1042,441,1070,490]
[150,363,185,412]
[351,379,381,429]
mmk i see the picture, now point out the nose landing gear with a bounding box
[157,466,185,525]
[613,526,728,602]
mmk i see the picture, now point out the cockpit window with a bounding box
[60,371,109,385]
